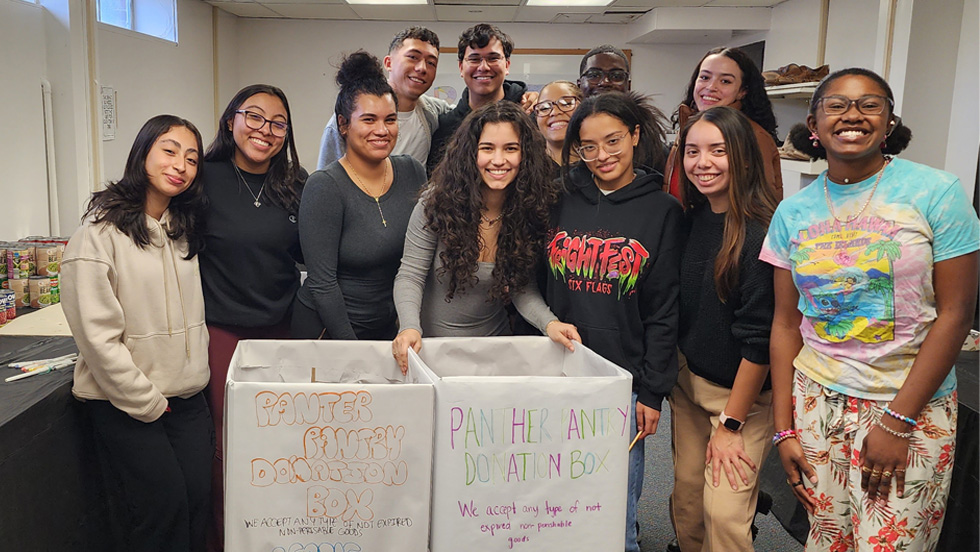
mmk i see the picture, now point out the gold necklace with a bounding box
[823,158,890,224]
[344,158,389,227]
[481,212,503,225]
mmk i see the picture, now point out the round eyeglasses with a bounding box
[817,95,892,116]
[532,96,580,117]
[575,132,629,162]
[235,110,289,137]
[580,68,629,85]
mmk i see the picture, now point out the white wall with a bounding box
[0,0,52,239]
[97,0,216,182]
[943,0,978,197]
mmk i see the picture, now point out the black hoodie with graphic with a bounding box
[544,164,683,409]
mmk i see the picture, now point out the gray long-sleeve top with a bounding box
[393,199,555,337]
[296,156,426,339]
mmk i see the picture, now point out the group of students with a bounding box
[57,20,978,552]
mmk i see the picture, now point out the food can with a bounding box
[0,288,14,322]
[49,276,60,304]
[29,276,53,309]
[35,245,60,276]
[0,246,7,278]
[4,278,29,309]
[6,247,35,279]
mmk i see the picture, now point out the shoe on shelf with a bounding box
[778,133,811,161]
[764,63,829,86]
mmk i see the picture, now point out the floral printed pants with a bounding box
[793,371,956,552]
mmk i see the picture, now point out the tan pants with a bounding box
[669,358,773,552]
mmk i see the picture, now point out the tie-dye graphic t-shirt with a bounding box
[760,158,980,400]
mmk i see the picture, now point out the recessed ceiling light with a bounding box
[346,0,427,5]
[526,0,613,6]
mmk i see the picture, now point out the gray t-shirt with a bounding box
[393,199,555,337]
[297,155,427,339]
[317,94,453,170]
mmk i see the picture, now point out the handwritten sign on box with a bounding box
[225,340,435,552]
[410,336,632,552]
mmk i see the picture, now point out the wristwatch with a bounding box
[719,411,744,432]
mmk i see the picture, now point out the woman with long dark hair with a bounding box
[671,106,779,551]
[548,91,682,552]
[61,114,212,551]
[763,68,978,550]
[665,47,783,202]
[392,101,578,372]
[293,51,427,340]
[198,83,305,550]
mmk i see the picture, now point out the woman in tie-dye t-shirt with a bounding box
[760,68,978,552]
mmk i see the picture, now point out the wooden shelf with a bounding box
[780,158,827,176]
[766,82,819,100]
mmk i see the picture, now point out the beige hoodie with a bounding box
[61,213,209,423]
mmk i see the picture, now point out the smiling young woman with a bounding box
[197,83,305,551]
[765,68,979,551]
[549,91,681,552]
[61,115,212,551]
[392,102,578,373]
[292,51,427,342]
[665,47,783,203]
[533,80,583,173]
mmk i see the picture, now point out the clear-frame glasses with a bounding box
[235,110,289,137]
[580,68,629,85]
[463,53,506,66]
[576,132,629,162]
[532,96,580,117]
[817,94,892,116]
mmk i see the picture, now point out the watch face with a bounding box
[723,417,742,431]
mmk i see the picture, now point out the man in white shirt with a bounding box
[317,27,452,169]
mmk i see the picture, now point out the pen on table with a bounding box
[9,353,77,370]
[628,432,642,452]
[5,358,77,383]
[21,355,79,373]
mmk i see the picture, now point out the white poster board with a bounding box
[225,340,435,552]
[411,337,632,552]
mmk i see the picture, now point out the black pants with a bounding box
[87,392,214,552]
[291,298,397,340]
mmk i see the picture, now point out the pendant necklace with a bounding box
[345,158,389,227]
[481,212,503,226]
[824,157,890,224]
[232,161,266,208]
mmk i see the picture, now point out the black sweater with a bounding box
[544,164,683,409]
[199,160,305,327]
[678,205,773,389]
[426,80,528,174]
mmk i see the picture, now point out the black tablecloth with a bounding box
[763,351,979,549]
[0,335,110,551]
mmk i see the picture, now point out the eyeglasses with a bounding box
[575,132,630,162]
[817,95,892,116]
[235,110,289,137]
[532,96,580,117]
[463,54,506,66]
[580,68,629,85]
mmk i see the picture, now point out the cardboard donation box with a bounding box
[410,336,633,552]
[225,340,435,552]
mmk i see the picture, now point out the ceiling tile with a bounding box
[433,4,519,21]
[349,3,438,19]
[514,6,605,22]
[435,0,520,5]
[209,1,282,17]
[259,2,360,17]
[255,0,345,4]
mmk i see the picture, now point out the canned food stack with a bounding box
[0,237,68,326]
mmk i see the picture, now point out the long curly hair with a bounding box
[205,84,304,212]
[85,115,206,258]
[678,107,778,301]
[674,47,778,143]
[426,102,559,302]
[788,67,912,160]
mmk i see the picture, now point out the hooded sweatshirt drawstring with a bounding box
[154,214,191,358]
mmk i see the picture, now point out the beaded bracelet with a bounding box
[884,406,917,428]
[876,419,913,439]
[772,429,798,446]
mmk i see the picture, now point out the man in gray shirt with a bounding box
[317,27,453,170]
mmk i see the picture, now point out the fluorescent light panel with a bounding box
[526,0,613,6]
[345,0,427,5]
